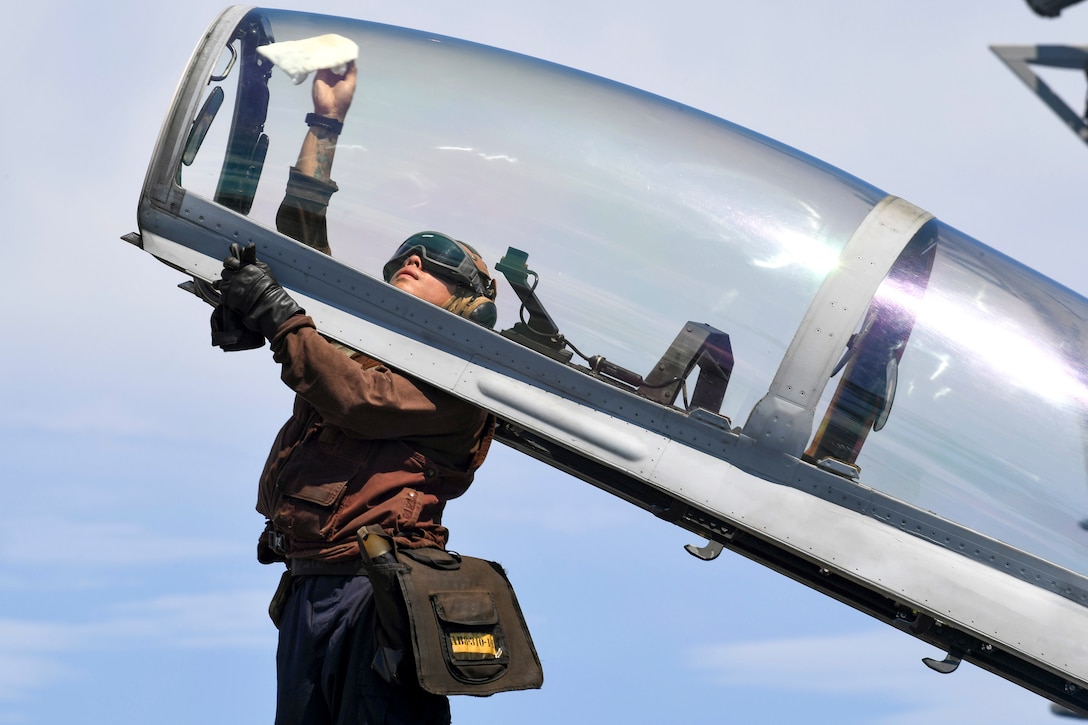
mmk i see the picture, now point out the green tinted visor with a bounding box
[382,232,488,296]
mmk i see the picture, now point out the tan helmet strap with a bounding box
[443,292,490,319]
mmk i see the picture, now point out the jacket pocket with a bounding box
[272,437,368,542]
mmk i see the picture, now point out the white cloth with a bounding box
[257,34,359,85]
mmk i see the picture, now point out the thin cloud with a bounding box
[0,589,273,703]
[686,630,1057,724]
[102,590,275,649]
[0,518,242,569]
[688,631,928,695]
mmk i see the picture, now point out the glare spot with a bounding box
[750,227,839,276]
[912,287,1088,407]
[436,146,518,163]
[930,356,949,381]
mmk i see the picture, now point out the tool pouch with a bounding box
[359,529,543,696]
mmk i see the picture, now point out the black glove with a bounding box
[214,243,304,341]
[210,304,266,351]
[223,241,272,277]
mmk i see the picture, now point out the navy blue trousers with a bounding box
[275,575,451,725]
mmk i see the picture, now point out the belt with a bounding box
[288,557,369,577]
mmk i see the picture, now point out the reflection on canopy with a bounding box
[181,8,883,428]
[178,7,1088,583]
[819,226,1088,574]
[140,4,1088,710]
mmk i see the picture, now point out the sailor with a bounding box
[214,61,497,725]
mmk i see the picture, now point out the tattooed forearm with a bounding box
[295,127,340,180]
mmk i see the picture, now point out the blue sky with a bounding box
[4,1,1088,723]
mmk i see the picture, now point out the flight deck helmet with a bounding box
[383,231,498,328]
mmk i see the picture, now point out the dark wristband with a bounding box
[305,112,344,135]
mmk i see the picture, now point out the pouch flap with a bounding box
[431,591,499,626]
[402,546,462,570]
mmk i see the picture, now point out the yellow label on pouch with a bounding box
[449,632,500,659]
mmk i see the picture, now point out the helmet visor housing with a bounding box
[382,232,490,297]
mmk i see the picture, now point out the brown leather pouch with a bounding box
[359,530,543,696]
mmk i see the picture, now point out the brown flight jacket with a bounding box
[256,169,493,564]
